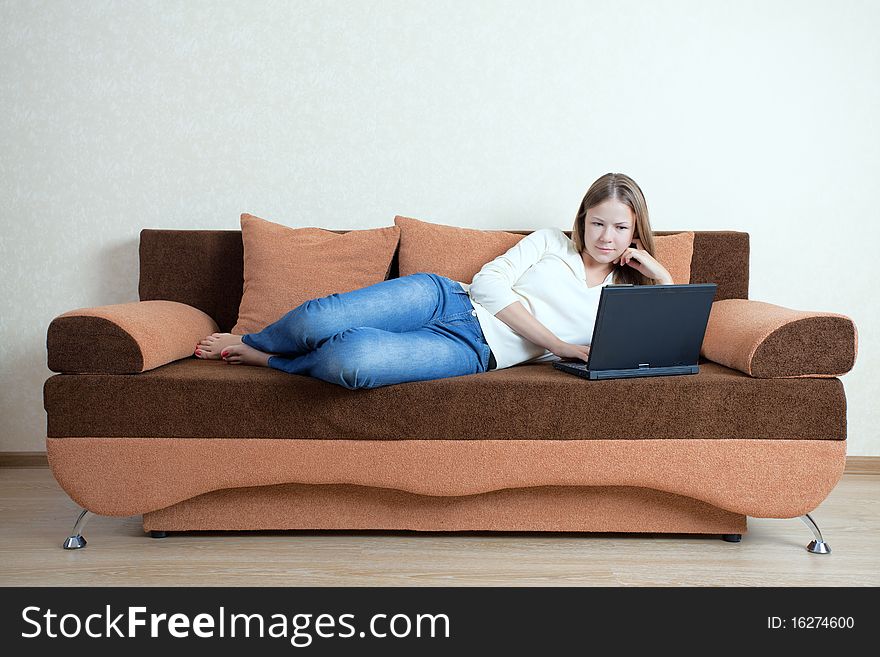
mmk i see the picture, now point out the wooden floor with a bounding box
[1,468,878,586]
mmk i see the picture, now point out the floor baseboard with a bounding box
[843,456,880,475]
[0,452,49,467]
[3,451,880,473]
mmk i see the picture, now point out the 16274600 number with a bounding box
[768,616,855,630]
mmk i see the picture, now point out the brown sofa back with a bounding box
[139,229,749,333]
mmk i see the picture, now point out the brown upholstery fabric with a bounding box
[135,229,750,335]
[47,301,219,374]
[48,316,143,374]
[139,229,243,333]
[44,359,846,441]
[143,484,748,535]
[46,436,844,518]
[233,214,400,335]
[702,299,858,377]
[686,231,750,301]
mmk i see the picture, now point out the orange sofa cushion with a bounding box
[701,299,858,377]
[394,215,525,283]
[651,230,694,284]
[232,214,400,335]
[395,215,694,284]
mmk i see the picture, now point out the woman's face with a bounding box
[583,199,636,266]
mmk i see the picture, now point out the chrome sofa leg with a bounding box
[62,509,92,550]
[800,513,831,554]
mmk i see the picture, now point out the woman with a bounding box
[195,172,673,388]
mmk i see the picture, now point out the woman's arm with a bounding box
[495,301,591,361]
[494,302,561,351]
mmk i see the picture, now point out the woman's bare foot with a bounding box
[195,333,243,359]
[220,342,273,367]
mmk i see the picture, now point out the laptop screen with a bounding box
[587,284,716,371]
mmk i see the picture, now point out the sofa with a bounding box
[43,216,858,553]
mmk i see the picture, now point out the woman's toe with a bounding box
[196,345,221,359]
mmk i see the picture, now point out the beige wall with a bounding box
[1,0,877,453]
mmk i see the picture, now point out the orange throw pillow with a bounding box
[396,215,693,285]
[652,231,694,284]
[232,214,400,335]
[395,215,525,283]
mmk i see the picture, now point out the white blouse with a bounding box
[459,228,614,370]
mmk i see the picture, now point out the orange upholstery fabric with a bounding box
[143,484,748,535]
[394,215,525,282]
[232,214,400,334]
[701,299,858,378]
[652,231,694,284]
[47,301,218,374]
[47,437,845,518]
[394,215,694,284]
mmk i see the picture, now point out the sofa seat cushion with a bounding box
[45,359,846,441]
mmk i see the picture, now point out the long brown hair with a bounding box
[570,172,657,286]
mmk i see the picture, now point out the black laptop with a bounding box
[553,283,717,380]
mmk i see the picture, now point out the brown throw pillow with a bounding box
[232,214,400,335]
[395,215,694,285]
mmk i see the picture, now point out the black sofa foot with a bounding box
[721,533,742,543]
[150,531,168,539]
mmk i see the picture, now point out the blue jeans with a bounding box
[241,273,494,389]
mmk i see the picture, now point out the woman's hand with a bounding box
[551,341,591,363]
[615,238,673,284]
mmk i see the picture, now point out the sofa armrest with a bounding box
[700,299,858,378]
[47,300,219,374]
